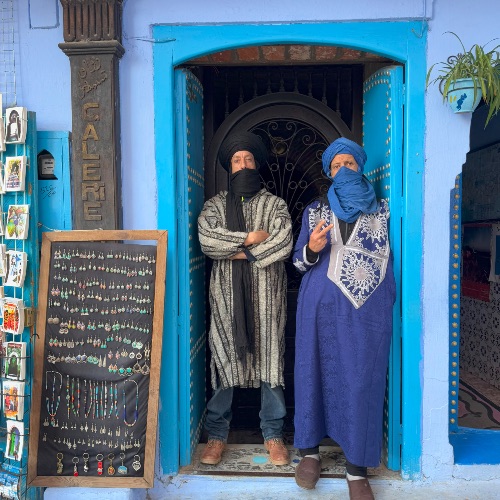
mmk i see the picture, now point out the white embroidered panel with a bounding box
[327,202,390,308]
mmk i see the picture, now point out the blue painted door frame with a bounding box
[153,21,426,479]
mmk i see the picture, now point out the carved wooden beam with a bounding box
[59,0,124,230]
[61,0,122,42]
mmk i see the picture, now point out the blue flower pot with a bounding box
[447,78,483,113]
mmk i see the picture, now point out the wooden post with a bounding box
[59,0,124,229]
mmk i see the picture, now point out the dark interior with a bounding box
[188,62,394,440]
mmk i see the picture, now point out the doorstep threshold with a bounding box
[179,443,400,479]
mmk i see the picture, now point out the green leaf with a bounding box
[426,33,500,126]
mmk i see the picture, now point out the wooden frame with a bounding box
[28,230,167,488]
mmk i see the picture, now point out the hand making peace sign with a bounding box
[308,220,334,253]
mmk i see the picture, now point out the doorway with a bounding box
[178,53,404,461]
[200,64,362,434]
[448,103,500,464]
[153,21,426,478]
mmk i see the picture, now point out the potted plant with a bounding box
[426,32,500,126]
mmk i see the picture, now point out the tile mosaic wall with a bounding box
[461,282,500,390]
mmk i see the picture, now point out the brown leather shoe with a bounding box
[200,439,225,465]
[347,478,375,500]
[294,456,321,489]
[264,438,290,465]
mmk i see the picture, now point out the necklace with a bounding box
[95,382,99,419]
[69,376,81,417]
[76,377,81,415]
[45,371,62,426]
[122,379,139,427]
[107,381,112,417]
[114,383,119,418]
[102,380,106,419]
[66,374,71,418]
[84,379,93,418]
[83,379,87,415]
[70,377,79,417]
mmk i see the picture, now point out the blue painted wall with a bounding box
[10,0,500,485]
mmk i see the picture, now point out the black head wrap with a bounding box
[218,131,268,171]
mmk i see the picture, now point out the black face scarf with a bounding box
[227,168,262,365]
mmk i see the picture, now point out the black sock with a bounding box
[346,459,367,478]
[298,446,319,457]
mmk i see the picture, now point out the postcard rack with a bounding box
[0,110,42,500]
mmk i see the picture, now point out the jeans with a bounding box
[204,382,286,442]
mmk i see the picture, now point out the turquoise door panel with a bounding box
[363,66,403,471]
[36,131,72,244]
[175,69,207,465]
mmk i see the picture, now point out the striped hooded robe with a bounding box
[198,188,293,389]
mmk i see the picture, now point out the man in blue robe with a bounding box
[293,138,396,500]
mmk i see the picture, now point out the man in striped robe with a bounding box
[198,132,293,466]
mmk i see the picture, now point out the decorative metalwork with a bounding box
[206,71,358,287]
[250,120,331,288]
[210,66,359,131]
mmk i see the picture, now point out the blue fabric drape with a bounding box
[321,138,378,223]
[326,168,378,223]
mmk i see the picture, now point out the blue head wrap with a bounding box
[322,138,378,223]
[322,137,367,175]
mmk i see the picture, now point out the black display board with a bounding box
[28,230,167,488]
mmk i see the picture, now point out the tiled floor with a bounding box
[175,373,500,490]
[461,370,500,407]
[180,443,399,480]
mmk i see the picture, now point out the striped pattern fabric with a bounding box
[198,189,293,389]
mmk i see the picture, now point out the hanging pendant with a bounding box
[118,452,128,474]
[96,453,104,475]
[56,453,64,474]
[83,452,89,473]
[107,453,115,475]
[73,456,79,476]
[132,454,141,471]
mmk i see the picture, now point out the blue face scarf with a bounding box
[326,167,379,223]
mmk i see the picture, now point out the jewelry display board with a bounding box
[27,230,167,488]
